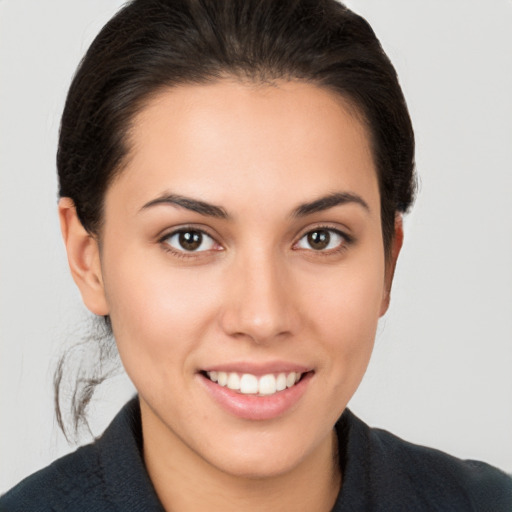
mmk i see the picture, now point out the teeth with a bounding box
[206,371,303,396]
[258,374,276,395]
[276,373,287,391]
[240,374,258,394]
[217,371,228,386]
[227,373,240,390]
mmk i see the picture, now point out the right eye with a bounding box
[163,229,217,253]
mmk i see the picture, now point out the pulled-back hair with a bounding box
[56,0,415,439]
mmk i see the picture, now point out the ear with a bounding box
[58,198,109,316]
[379,214,404,316]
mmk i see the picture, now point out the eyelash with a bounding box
[159,226,221,259]
[158,225,354,258]
[294,225,353,256]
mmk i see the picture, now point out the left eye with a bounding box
[295,228,346,251]
[164,229,217,252]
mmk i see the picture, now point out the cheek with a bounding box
[101,248,222,374]
[302,253,385,376]
[307,257,385,333]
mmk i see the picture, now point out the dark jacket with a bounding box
[1,398,511,511]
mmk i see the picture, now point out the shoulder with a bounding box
[0,443,105,512]
[0,398,163,512]
[370,423,512,509]
[336,409,512,511]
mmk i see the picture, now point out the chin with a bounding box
[211,446,310,480]
[201,422,332,480]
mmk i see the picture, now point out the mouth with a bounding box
[199,367,313,420]
[202,370,306,397]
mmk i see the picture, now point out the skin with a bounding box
[59,80,402,511]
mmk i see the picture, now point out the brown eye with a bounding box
[164,229,216,252]
[296,228,346,252]
[307,230,331,250]
[179,231,202,251]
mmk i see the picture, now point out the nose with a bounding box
[219,249,298,344]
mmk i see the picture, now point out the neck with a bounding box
[140,401,341,512]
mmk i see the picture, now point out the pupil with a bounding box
[308,230,330,250]
[179,231,202,251]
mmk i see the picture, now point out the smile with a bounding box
[205,371,302,396]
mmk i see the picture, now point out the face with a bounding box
[75,80,397,479]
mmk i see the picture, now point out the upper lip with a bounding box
[201,361,312,376]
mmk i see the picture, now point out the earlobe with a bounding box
[379,214,404,316]
[58,198,109,316]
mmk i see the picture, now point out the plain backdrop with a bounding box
[1,0,511,493]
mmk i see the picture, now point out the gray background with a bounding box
[1,0,511,492]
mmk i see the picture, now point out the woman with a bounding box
[1,0,511,510]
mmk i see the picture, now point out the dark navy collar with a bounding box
[97,398,512,511]
[96,397,165,511]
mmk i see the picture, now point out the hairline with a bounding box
[86,74,389,255]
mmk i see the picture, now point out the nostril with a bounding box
[217,266,298,343]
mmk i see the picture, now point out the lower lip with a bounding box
[199,372,313,421]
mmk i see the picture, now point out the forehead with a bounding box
[109,80,379,216]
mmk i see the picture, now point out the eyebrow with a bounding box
[141,193,229,218]
[140,190,369,219]
[292,192,370,217]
